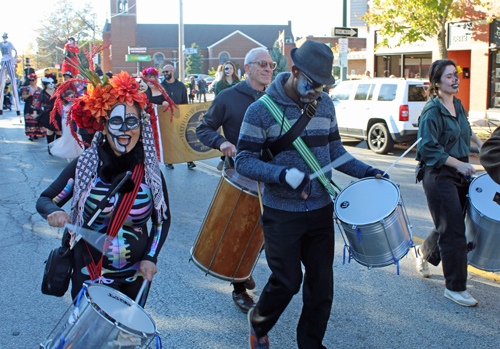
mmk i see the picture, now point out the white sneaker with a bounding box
[412,246,430,278]
[444,288,478,307]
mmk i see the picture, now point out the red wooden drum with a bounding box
[190,169,264,282]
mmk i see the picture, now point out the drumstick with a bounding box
[135,279,149,304]
[257,182,264,215]
[382,137,422,177]
[310,153,353,180]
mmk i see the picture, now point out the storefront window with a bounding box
[489,51,500,108]
[376,54,431,78]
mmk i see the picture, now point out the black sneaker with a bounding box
[187,162,196,169]
[165,164,174,169]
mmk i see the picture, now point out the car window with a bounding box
[331,83,354,101]
[408,84,428,102]
[378,84,398,101]
[354,84,372,101]
[367,84,375,101]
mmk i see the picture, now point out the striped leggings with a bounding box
[0,59,20,112]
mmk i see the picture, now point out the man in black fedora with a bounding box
[235,40,386,349]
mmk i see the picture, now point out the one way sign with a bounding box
[333,27,358,37]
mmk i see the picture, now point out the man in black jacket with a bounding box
[196,47,274,313]
[161,64,194,169]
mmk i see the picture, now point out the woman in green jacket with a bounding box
[214,61,239,96]
[414,59,483,307]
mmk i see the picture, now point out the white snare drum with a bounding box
[41,283,158,349]
[466,173,500,271]
[334,177,413,269]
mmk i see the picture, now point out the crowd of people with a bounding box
[2,35,494,349]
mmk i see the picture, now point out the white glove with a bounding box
[285,168,306,190]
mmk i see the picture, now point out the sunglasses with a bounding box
[163,71,172,74]
[301,71,324,93]
[249,61,277,70]
[108,115,140,131]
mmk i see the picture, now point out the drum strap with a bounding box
[259,95,337,197]
[85,162,145,282]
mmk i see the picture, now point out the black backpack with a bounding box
[41,229,73,297]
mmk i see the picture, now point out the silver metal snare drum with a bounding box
[41,283,158,349]
[466,173,500,271]
[334,177,413,269]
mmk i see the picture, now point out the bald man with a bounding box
[161,64,188,105]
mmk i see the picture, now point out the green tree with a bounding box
[185,43,204,74]
[207,66,217,77]
[270,41,289,80]
[33,0,101,69]
[363,0,491,59]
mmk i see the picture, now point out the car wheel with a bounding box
[367,123,394,154]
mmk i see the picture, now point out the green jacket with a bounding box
[416,96,471,168]
[214,79,239,96]
[480,126,500,184]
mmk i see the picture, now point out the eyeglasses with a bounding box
[301,71,324,93]
[248,61,277,70]
[108,115,140,131]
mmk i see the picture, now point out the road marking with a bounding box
[413,236,500,284]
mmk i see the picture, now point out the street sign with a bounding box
[125,55,151,62]
[129,47,147,54]
[334,27,358,38]
[338,38,349,53]
[339,52,348,68]
[184,48,198,54]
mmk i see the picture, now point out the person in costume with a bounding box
[23,59,35,86]
[214,61,239,96]
[36,62,173,303]
[0,33,21,116]
[36,74,62,154]
[235,40,387,349]
[61,37,80,77]
[20,73,45,140]
[414,59,483,307]
[142,67,173,162]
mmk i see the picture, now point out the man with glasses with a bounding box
[196,47,274,313]
[236,40,386,349]
[160,64,195,169]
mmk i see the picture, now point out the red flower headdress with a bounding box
[142,67,159,77]
[50,43,175,148]
[28,73,37,80]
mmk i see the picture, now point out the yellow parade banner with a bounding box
[157,102,222,164]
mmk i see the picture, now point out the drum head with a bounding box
[469,174,500,221]
[87,284,156,334]
[334,178,399,225]
[224,169,261,194]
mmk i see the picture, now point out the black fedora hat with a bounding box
[290,40,334,86]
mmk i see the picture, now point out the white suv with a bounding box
[330,78,428,154]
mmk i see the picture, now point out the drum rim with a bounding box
[334,177,401,226]
[85,284,157,337]
[223,169,260,197]
[468,173,500,222]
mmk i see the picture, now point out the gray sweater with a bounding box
[235,72,371,212]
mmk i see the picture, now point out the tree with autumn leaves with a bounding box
[363,0,493,59]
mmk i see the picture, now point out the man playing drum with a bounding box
[196,47,274,313]
[235,40,386,349]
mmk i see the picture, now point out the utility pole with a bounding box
[178,0,185,83]
[342,0,348,82]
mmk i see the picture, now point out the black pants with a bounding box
[252,203,334,349]
[420,164,470,291]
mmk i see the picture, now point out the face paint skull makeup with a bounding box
[106,104,142,155]
[296,71,324,103]
[224,64,233,76]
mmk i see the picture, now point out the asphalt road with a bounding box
[0,108,499,349]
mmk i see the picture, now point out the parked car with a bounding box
[330,78,428,154]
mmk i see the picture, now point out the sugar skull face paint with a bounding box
[105,104,141,155]
[224,64,234,76]
[296,71,323,103]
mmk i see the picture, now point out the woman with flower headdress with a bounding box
[36,66,174,304]
[141,67,173,162]
[36,74,62,154]
[21,73,45,141]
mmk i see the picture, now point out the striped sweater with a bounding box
[235,72,371,212]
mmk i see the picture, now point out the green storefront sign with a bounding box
[125,55,151,62]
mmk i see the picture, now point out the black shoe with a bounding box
[0,110,3,115]
[48,146,52,155]
[165,164,174,169]
[244,276,256,290]
[232,291,256,313]
[33,136,38,140]
[28,136,34,141]
[187,161,196,169]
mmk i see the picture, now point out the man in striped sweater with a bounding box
[236,40,386,349]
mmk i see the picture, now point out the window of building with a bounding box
[378,84,397,101]
[153,52,165,69]
[219,52,230,65]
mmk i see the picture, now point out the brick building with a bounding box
[102,0,295,77]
